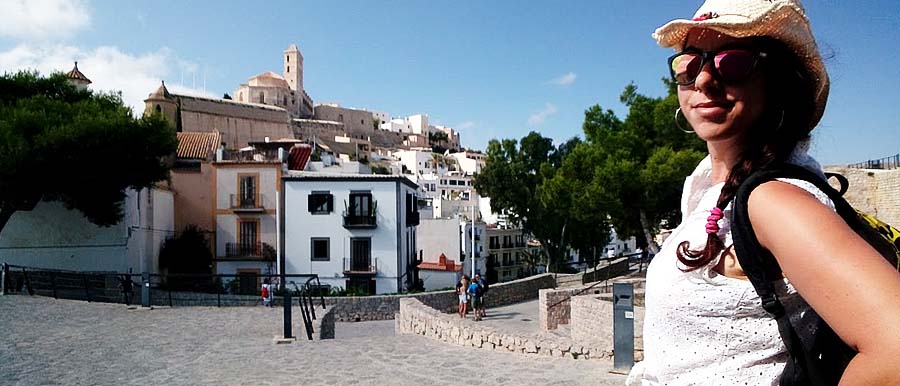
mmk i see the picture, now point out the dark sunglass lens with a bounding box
[671,53,702,84]
[715,50,756,82]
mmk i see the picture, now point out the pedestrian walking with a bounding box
[261,279,272,307]
[466,278,482,321]
[473,273,489,319]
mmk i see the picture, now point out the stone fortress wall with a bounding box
[177,95,293,148]
[824,166,900,228]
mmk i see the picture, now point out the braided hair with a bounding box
[676,37,820,270]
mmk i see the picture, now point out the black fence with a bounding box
[848,154,900,170]
[2,263,327,340]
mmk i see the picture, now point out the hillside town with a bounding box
[0,44,635,296]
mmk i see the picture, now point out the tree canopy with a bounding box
[475,80,706,267]
[0,71,177,235]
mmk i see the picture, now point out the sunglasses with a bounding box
[668,48,767,86]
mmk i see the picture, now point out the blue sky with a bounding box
[1,0,898,165]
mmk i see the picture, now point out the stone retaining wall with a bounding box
[538,287,582,330]
[582,257,630,283]
[396,298,610,360]
[323,273,556,322]
[570,293,645,358]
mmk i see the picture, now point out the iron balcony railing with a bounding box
[229,194,267,211]
[343,211,377,228]
[224,242,275,260]
[343,258,378,275]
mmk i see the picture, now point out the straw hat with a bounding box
[653,0,829,129]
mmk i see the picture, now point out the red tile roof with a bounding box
[65,62,91,84]
[176,131,220,160]
[418,254,462,272]
[288,144,312,171]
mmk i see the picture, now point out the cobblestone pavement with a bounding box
[1,296,626,386]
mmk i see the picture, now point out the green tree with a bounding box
[0,71,177,235]
[566,81,706,253]
[474,132,602,271]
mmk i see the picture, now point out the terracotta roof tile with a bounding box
[65,62,91,84]
[176,131,220,160]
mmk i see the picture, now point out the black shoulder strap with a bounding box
[732,164,851,386]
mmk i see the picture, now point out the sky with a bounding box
[1,0,898,166]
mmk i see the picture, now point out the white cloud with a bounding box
[0,43,215,115]
[528,103,558,125]
[457,121,475,130]
[0,0,91,41]
[546,71,577,87]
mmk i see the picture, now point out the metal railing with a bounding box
[342,212,377,228]
[220,148,282,162]
[343,258,377,274]
[848,153,900,170]
[224,242,274,260]
[229,194,267,210]
[1,264,327,341]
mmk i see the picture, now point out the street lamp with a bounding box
[468,190,476,279]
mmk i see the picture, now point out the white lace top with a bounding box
[626,150,834,386]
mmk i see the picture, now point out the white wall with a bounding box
[420,269,460,291]
[0,188,173,273]
[283,177,418,294]
[418,218,461,263]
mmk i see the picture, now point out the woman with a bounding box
[457,275,469,318]
[629,0,900,384]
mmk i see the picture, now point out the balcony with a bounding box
[502,243,513,249]
[230,194,266,212]
[515,242,526,248]
[219,148,282,162]
[224,242,275,261]
[343,258,378,276]
[343,212,377,229]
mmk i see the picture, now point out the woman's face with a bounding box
[677,29,768,144]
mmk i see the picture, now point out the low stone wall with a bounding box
[396,298,610,360]
[570,293,644,359]
[323,273,556,322]
[582,257,630,283]
[538,287,582,330]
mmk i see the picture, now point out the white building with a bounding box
[417,218,464,290]
[447,150,485,176]
[282,173,420,294]
[0,188,173,273]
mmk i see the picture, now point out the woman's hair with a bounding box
[676,37,819,270]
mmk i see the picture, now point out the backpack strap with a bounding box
[731,164,848,386]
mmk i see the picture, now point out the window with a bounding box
[238,220,259,249]
[348,192,373,216]
[308,192,333,214]
[311,238,329,261]
[287,65,291,73]
[490,236,499,249]
[440,179,447,185]
[238,175,257,207]
[350,237,372,271]
[258,92,264,103]
[286,55,290,62]
[338,114,344,122]
[155,104,161,114]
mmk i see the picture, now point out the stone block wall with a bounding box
[396,298,610,360]
[824,166,900,227]
[570,293,645,358]
[582,257,630,284]
[538,287,583,331]
[324,273,556,322]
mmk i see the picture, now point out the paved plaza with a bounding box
[0,295,626,385]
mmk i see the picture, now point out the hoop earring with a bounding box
[675,108,694,133]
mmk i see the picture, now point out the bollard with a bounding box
[141,272,151,308]
[283,291,293,339]
[613,282,635,370]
